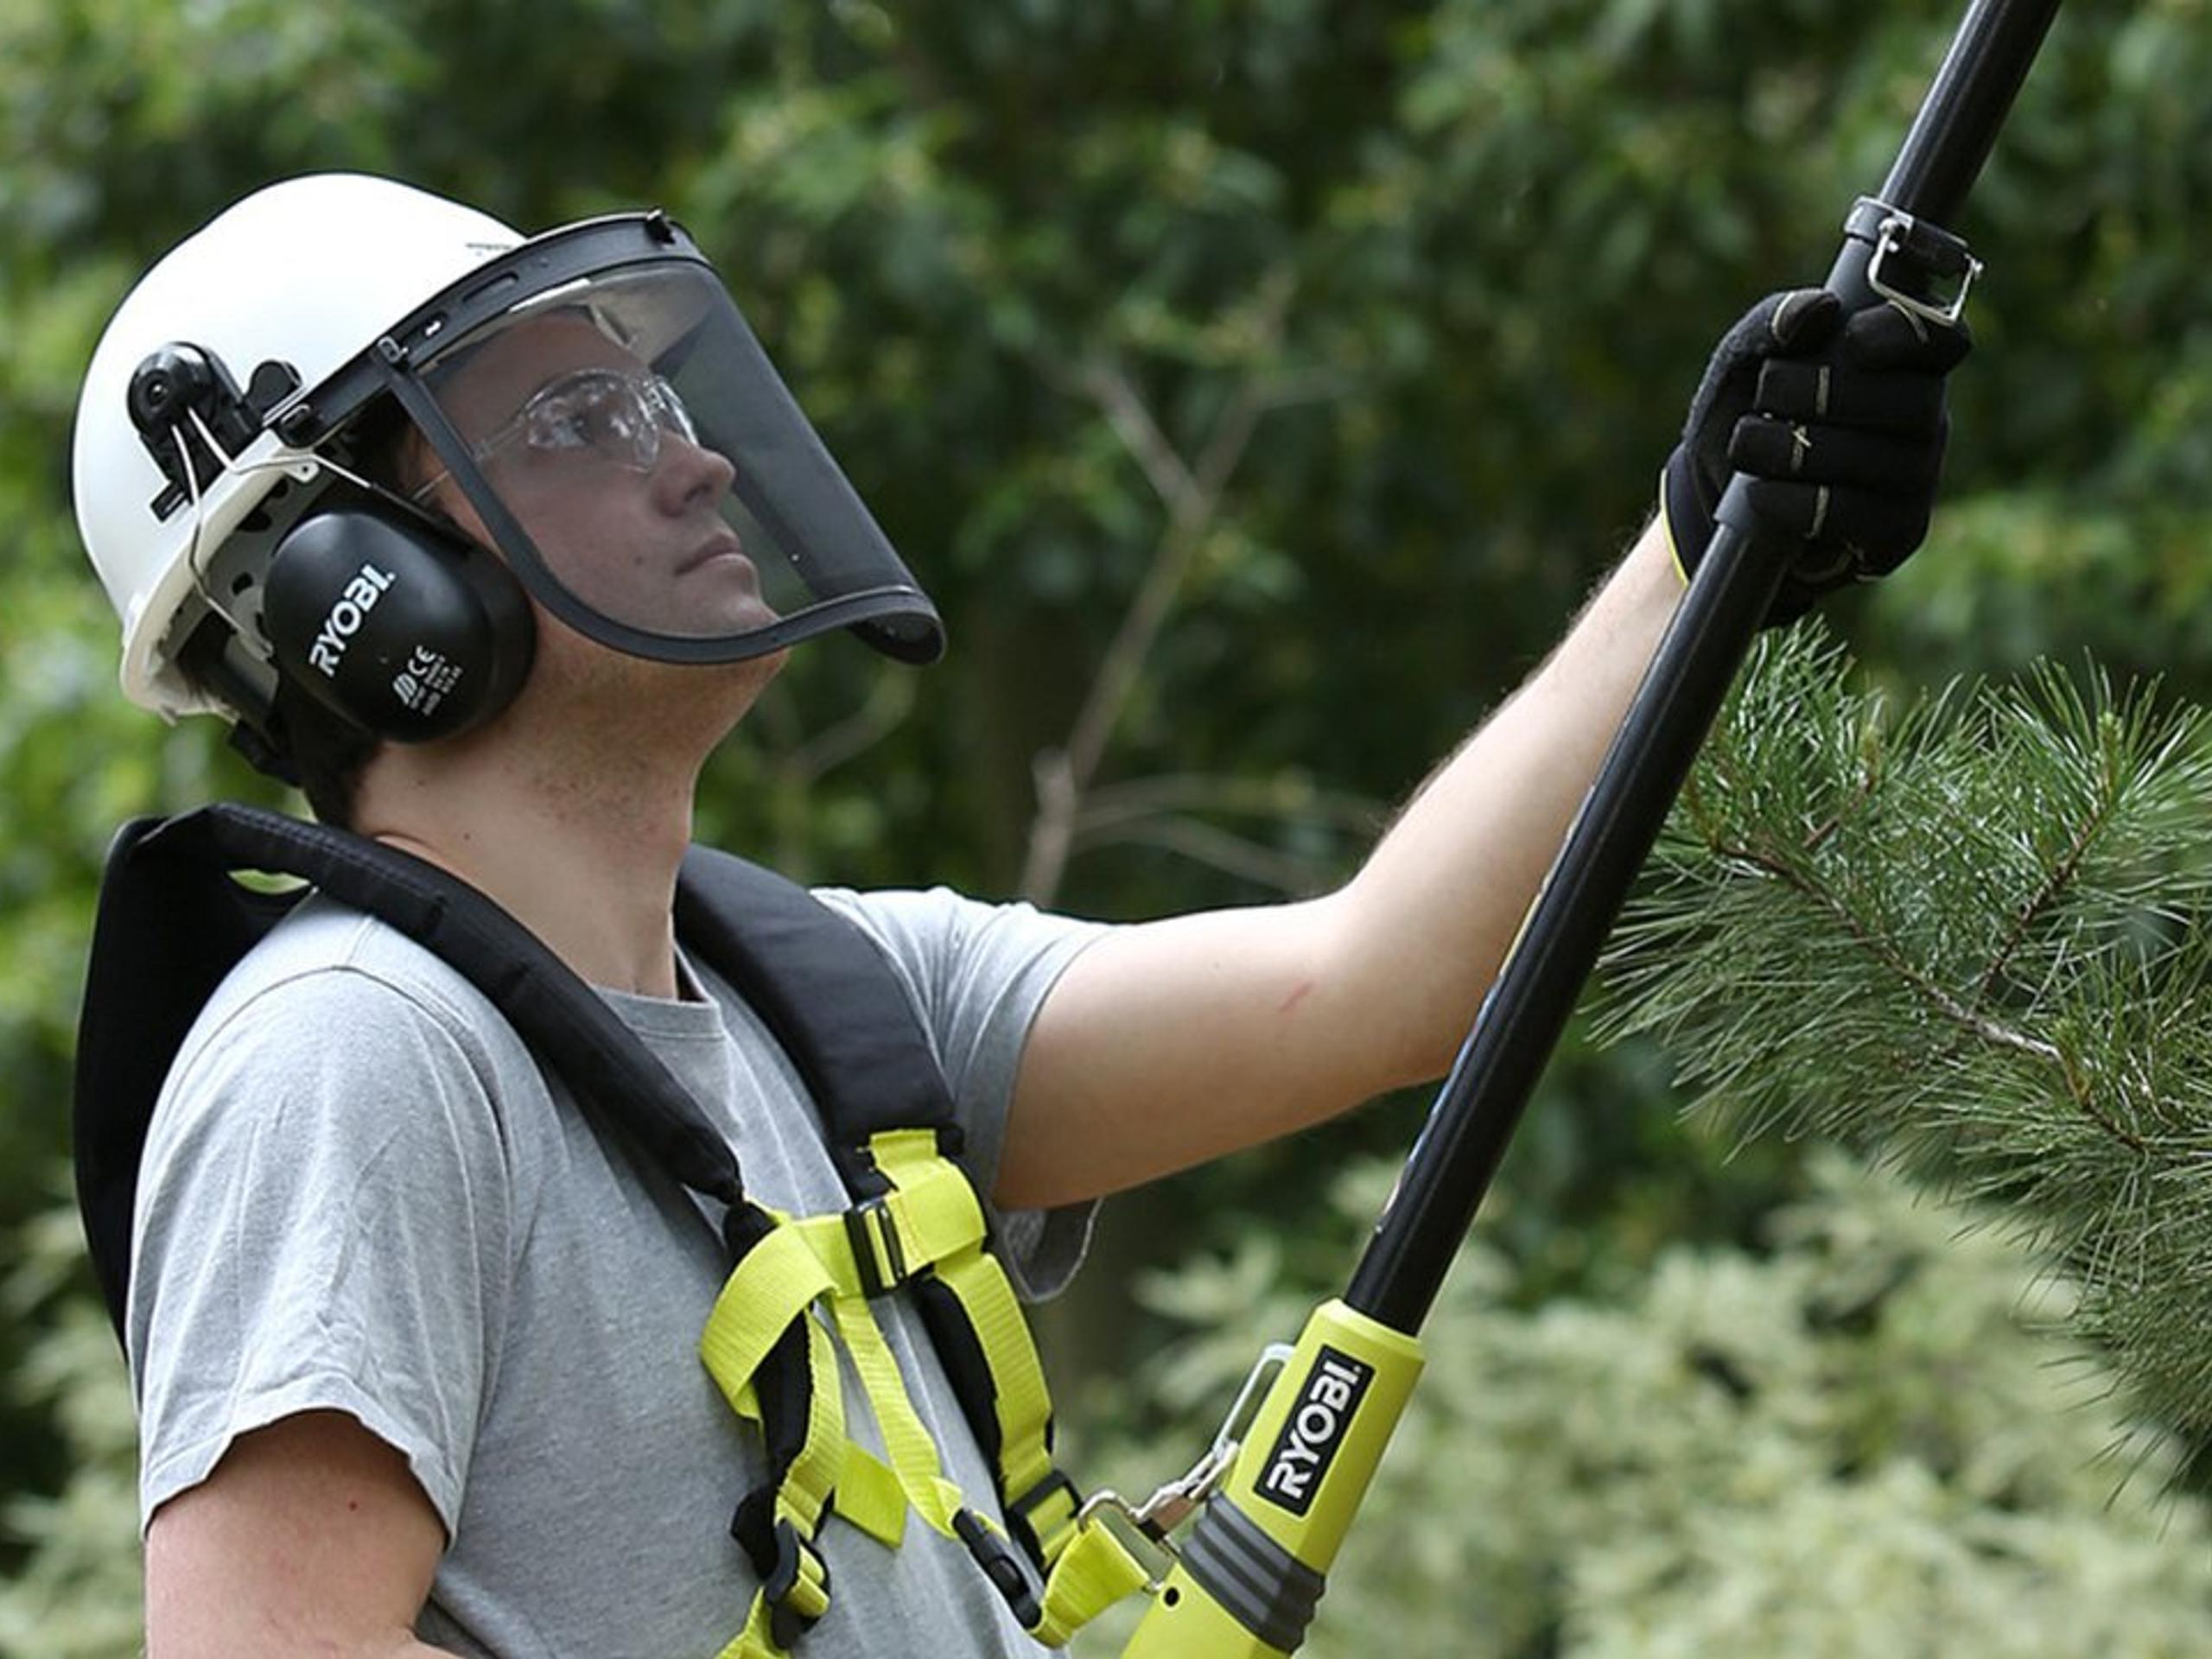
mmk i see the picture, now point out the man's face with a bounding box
[428,313,776,639]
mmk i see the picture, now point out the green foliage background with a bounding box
[4,0,2211,1649]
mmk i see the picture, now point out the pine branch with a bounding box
[1702,830,2069,1081]
[1599,626,2212,1442]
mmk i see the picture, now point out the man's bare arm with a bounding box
[999,518,1681,1209]
[145,1410,452,1659]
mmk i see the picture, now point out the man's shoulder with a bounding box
[178,895,534,1094]
[804,882,970,956]
[806,883,1105,966]
[137,896,556,1243]
[792,881,1108,1088]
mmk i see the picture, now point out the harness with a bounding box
[73,803,1147,1655]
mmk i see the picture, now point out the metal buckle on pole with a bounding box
[1076,1340,1295,1585]
[1865,207,1983,328]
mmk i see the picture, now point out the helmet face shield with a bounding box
[366,238,942,667]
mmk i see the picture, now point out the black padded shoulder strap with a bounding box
[674,848,957,1183]
[73,803,746,1339]
[73,815,299,1338]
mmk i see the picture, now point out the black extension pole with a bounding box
[1344,0,2063,1337]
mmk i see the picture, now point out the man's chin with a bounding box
[627,593,785,644]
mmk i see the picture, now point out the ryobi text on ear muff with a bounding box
[260,491,535,742]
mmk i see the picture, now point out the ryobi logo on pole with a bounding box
[307,563,396,677]
[1255,1344,1375,1517]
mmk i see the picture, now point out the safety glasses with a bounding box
[411,367,698,504]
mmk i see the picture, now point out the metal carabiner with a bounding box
[1077,1339,1297,1572]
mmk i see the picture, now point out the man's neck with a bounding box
[350,634,785,997]
[356,732,702,1001]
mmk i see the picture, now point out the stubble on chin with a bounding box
[537,637,786,760]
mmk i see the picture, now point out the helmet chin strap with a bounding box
[172,417,257,652]
[175,418,368,665]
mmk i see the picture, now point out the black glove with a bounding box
[1662,287,1972,624]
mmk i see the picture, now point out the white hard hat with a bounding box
[72,174,520,720]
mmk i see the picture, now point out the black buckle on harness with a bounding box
[761,1516,832,1649]
[955,1507,1042,1630]
[844,1196,907,1297]
[1005,1468,1081,1565]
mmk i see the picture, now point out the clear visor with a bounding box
[400,262,940,665]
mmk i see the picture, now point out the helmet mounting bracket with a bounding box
[128,343,302,522]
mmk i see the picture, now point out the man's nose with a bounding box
[651,429,737,513]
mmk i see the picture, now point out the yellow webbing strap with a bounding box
[1033,1522,1153,1648]
[802,1199,1112,1646]
[700,1221,901,1659]
[699,1224,850,1541]
[791,1129,988,1299]
[707,1140,1152,1653]
[782,1138,980,1545]
[929,1247,1065,1534]
[853,1134,1065,1533]
[862,1132,1151,1646]
[697,1249,906,1548]
[822,1291,969,1537]
[833,1444,908,1547]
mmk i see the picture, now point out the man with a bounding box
[71,175,1964,1656]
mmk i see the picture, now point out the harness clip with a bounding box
[760,1517,832,1649]
[955,1507,1042,1630]
[844,1196,907,1297]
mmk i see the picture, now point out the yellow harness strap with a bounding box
[1033,1522,1154,1647]
[699,1135,1149,1655]
[855,1133,1151,1644]
[787,1130,989,1545]
[861,1135,1084,1548]
[699,1219,904,1659]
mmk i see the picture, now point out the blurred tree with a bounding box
[0,1201,139,1659]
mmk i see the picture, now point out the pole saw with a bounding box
[1097,2,2065,1650]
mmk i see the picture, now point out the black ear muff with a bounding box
[263,495,535,742]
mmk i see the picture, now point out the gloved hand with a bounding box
[1662,287,1972,624]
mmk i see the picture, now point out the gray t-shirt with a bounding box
[128,882,1107,1658]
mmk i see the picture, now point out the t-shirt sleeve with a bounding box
[128,963,516,1541]
[810,886,1109,1302]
